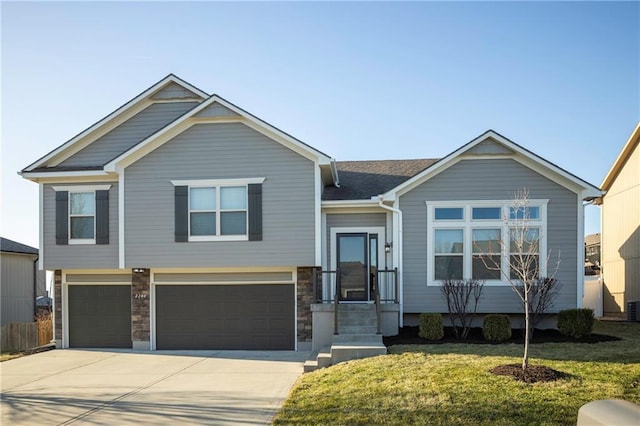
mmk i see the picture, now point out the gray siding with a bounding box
[125,122,316,268]
[59,102,199,167]
[400,158,578,314]
[194,103,239,118]
[1,252,38,325]
[43,183,119,269]
[325,213,387,263]
[151,83,202,100]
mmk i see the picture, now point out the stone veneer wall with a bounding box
[297,266,316,344]
[131,268,150,348]
[54,269,62,342]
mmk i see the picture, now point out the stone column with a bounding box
[131,268,151,350]
[297,266,316,350]
[54,269,62,347]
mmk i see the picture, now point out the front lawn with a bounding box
[274,320,640,425]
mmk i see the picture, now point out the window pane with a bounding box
[510,206,540,220]
[472,207,501,220]
[510,255,539,280]
[510,228,540,252]
[435,229,463,253]
[472,229,501,253]
[221,211,247,235]
[70,217,94,239]
[70,192,95,215]
[221,187,246,210]
[190,187,216,210]
[191,212,216,235]
[473,255,501,280]
[434,207,463,220]
[435,256,463,280]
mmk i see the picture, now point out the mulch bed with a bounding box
[383,326,620,346]
[490,364,568,383]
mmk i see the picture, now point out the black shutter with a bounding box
[248,183,262,241]
[95,190,109,244]
[55,191,69,245]
[175,186,188,242]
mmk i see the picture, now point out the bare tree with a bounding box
[481,188,560,370]
[440,279,484,339]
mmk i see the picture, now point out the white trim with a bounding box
[315,163,322,266]
[118,169,125,268]
[38,183,44,270]
[23,171,112,180]
[170,177,266,186]
[321,212,327,269]
[51,184,112,192]
[69,239,96,245]
[381,130,602,200]
[577,194,585,308]
[322,200,383,209]
[105,96,333,172]
[24,75,207,172]
[293,267,298,352]
[189,235,248,242]
[425,200,549,287]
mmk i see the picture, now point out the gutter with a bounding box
[377,196,404,327]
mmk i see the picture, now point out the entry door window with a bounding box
[337,233,368,301]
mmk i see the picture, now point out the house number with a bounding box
[134,294,148,299]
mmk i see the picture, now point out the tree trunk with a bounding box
[522,299,530,370]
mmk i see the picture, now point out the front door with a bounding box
[337,233,375,301]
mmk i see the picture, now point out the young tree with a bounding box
[482,188,560,370]
[440,279,484,339]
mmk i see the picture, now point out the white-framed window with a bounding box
[426,200,548,286]
[69,191,96,243]
[172,178,265,242]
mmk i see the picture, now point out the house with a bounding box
[1,237,46,325]
[596,123,640,315]
[20,75,601,356]
[585,233,601,274]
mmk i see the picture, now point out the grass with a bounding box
[0,352,25,362]
[274,320,640,425]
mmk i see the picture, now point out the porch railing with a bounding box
[312,268,398,304]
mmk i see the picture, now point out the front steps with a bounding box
[304,304,387,373]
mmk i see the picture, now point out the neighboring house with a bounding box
[585,233,601,274]
[20,75,601,353]
[1,237,46,325]
[596,123,640,315]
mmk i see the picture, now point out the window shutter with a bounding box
[175,186,188,242]
[95,190,109,244]
[55,191,69,245]
[248,183,262,241]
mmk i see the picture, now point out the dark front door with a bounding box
[337,233,368,301]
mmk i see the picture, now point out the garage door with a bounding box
[156,284,294,350]
[68,285,131,348]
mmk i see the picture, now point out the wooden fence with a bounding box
[1,318,53,352]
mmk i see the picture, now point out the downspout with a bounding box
[377,195,403,327]
[33,256,38,320]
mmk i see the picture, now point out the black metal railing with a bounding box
[376,268,399,303]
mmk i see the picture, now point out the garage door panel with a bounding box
[156,284,294,350]
[68,285,131,348]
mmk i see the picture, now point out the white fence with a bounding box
[583,276,603,317]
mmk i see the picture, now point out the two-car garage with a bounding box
[64,271,296,350]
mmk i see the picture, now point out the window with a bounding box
[509,227,540,280]
[52,185,111,245]
[427,201,547,285]
[173,178,264,242]
[70,192,95,240]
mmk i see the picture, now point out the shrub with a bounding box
[419,313,444,341]
[482,314,512,342]
[557,308,594,339]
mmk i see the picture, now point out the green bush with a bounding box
[419,313,444,341]
[482,314,512,342]
[557,308,594,339]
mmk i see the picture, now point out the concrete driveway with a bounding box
[0,348,308,425]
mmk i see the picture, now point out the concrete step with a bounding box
[303,359,318,373]
[330,342,387,364]
[333,333,383,344]
[337,304,376,311]
[338,325,378,334]
[303,346,332,373]
[338,317,377,327]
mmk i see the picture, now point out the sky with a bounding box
[2,1,639,250]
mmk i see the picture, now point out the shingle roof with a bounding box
[323,159,439,200]
[1,237,39,255]
[585,233,600,246]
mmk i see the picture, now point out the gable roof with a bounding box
[1,237,39,255]
[323,159,438,200]
[601,122,640,191]
[103,93,335,171]
[22,74,208,173]
[381,130,602,201]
